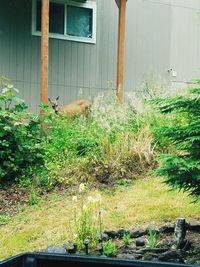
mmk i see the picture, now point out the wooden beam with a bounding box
[116,0,127,104]
[41,0,49,104]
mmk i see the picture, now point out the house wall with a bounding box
[124,0,172,95]
[125,0,200,94]
[0,0,200,111]
[0,0,118,111]
[169,0,200,89]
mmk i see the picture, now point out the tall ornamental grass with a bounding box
[40,91,165,187]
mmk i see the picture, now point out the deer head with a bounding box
[48,96,60,114]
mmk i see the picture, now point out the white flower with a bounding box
[72,196,78,202]
[99,208,106,215]
[83,204,87,210]
[79,183,86,193]
[87,196,94,202]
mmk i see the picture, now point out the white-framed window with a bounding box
[32,0,97,44]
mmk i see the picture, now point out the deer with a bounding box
[48,96,92,117]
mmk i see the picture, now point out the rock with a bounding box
[65,242,77,254]
[188,220,200,232]
[44,246,67,254]
[135,239,145,247]
[117,229,128,238]
[130,229,147,238]
[99,233,109,241]
[104,230,118,238]
[159,224,174,234]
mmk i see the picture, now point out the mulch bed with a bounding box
[42,220,200,265]
[0,185,29,216]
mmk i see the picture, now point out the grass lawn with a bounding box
[0,176,200,260]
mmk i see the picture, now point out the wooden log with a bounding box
[174,218,186,249]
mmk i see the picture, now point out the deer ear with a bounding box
[56,96,60,100]
[48,98,51,103]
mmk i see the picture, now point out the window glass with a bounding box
[36,1,41,31]
[36,1,64,34]
[67,5,93,38]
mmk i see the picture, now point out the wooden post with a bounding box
[116,0,127,104]
[41,0,49,104]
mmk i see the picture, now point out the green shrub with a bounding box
[103,239,117,257]
[41,92,158,187]
[154,83,200,199]
[0,77,44,183]
[40,114,102,186]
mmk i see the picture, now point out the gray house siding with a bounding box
[0,0,118,111]
[0,0,200,111]
[124,0,172,93]
[169,0,200,88]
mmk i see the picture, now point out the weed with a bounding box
[28,187,39,206]
[146,224,160,248]
[103,239,117,257]
[17,176,31,188]
[123,232,131,247]
[0,214,10,226]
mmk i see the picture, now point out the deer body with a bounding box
[48,97,91,117]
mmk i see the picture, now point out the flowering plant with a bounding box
[71,183,104,250]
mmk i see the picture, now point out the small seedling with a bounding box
[103,240,117,257]
[28,187,39,206]
[0,215,10,226]
[146,224,160,248]
[123,232,131,247]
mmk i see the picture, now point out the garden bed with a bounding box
[41,219,200,265]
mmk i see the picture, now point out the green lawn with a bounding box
[0,176,200,260]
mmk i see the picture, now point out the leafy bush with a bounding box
[154,83,200,199]
[0,77,44,183]
[42,92,158,187]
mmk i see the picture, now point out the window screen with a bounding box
[36,1,64,34]
[67,5,93,38]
